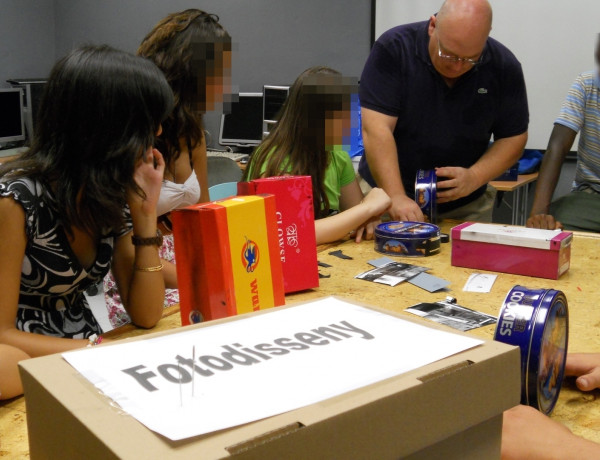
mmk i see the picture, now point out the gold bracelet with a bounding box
[135,263,163,272]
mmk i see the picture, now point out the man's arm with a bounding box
[527,124,577,229]
[436,131,528,203]
[361,107,424,221]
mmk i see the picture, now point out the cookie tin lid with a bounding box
[375,221,440,239]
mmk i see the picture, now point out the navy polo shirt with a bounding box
[358,20,529,212]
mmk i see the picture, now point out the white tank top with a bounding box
[156,172,201,216]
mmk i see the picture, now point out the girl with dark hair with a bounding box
[245,66,391,244]
[0,45,173,399]
[104,9,232,327]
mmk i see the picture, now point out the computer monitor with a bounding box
[263,85,289,123]
[0,87,26,147]
[7,79,47,142]
[219,92,264,148]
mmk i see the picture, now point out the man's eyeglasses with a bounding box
[437,39,482,66]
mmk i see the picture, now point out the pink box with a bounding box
[237,176,319,293]
[451,222,572,279]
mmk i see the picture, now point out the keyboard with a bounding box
[206,149,249,162]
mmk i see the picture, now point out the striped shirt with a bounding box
[555,71,600,191]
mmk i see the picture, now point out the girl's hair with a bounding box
[0,44,173,236]
[244,66,357,218]
[138,9,231,171]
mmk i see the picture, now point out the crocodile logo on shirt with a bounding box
[478,88,488,94]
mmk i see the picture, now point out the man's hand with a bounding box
[435,166,481,203]
[526,214,563,230]
[389,194,424,222]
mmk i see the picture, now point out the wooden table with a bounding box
[490,173,539,226]
[2,220,600,458]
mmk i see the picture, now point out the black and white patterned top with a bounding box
[0,177,131,338]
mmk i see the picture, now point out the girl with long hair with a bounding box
[104,9,232,327]
[0,45,173,398]
[245,66,390,244]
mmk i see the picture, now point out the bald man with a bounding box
[358,0,529,222]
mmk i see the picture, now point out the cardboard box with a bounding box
[451,222,572,279]
[19,298,520,460]
[171,195,285,325]
[237,176,319,293]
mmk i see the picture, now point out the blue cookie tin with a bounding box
[494,286,569,415]
[415,169,437,223]
[374,221,441,257]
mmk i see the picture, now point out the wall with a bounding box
[0,0,56,88]
[53,0,372,147]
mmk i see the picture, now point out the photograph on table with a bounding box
[355,262,429,287]
[406,299,497,332]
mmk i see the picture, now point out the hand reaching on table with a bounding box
[565,353,600,391]
[526,214,563,230]
[388,193,424,222]
[354,188,391,243]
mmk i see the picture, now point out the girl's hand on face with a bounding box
[129,148,165,216]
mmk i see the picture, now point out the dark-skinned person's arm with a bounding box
[527,124,577,230]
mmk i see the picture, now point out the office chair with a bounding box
[209,181,238,201]
[207,156,243,187]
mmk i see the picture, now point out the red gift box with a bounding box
[237,176,319,293]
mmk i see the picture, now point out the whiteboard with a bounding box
[373,0,598,149]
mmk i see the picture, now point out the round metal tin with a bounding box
[374,221,441,257]
[415,169,437,223]
[494,285,569,415]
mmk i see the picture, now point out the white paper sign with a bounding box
[63,297,482,440]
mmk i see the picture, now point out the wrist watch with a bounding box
[131,229,163,247]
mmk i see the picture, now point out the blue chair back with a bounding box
[209,181,238,201]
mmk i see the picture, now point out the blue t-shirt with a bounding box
[358,20,529,212]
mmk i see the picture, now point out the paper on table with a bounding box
[408,272,451,292]
[463,273,498,293]
[63,297,482,441]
